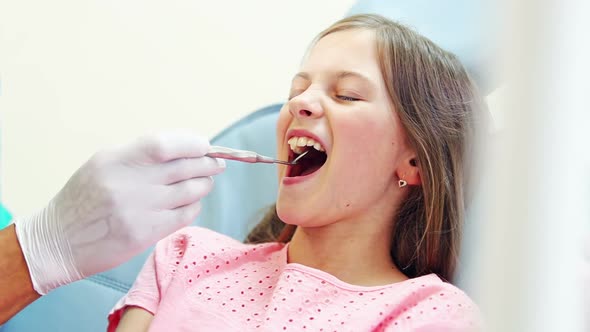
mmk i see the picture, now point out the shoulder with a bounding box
[386,274,483,331]
[154,226,244,260]
[162,226,242,249]
[153,226,283,271]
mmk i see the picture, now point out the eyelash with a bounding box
[336,95,360,102]
[288,91,361,102]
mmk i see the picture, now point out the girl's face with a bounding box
[276,28,417,228]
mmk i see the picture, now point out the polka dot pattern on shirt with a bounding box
[109,227,482,331]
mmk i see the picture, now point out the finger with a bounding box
[173,200,203,229]
[161,177,214,209]
[134,131,211,164]
[154,156,226,185]
[149,201,202,239]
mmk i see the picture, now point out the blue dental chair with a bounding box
[1,1,492,331]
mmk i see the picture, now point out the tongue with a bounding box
[289,148,327,177]
[300,164,322,177]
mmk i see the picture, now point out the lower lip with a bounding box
[282,168,321,185]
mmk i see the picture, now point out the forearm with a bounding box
[116,307,154,332]
[0,224,40,324]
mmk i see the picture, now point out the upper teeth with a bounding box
[288,136,325,154]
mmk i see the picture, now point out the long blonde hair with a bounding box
[246,14,486,282]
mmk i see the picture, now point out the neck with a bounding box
[287,218,408,287]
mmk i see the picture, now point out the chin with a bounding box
[276,202,308,226]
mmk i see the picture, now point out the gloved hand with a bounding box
[14,131,225,295]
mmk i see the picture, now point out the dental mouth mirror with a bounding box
[206,146,309,165]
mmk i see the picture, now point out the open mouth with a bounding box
[287,136,328,177]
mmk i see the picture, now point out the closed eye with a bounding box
[336,95,361,102]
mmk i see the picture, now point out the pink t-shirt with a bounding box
[108,227,481,331]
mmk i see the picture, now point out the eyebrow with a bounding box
[293,71,374,86]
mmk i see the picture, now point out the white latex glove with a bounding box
[14,131,225,295]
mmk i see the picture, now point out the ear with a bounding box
[396,156,421,186]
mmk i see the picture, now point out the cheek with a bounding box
[276,107,292,152]
[336,114,397,154]
[333,115,400,178]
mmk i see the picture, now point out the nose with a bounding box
[288,88,324,119]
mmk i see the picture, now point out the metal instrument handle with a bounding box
[206,146,258,163]
[206,145,298,165]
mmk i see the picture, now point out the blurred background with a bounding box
[0,0,359,214]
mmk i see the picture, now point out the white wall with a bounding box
[0,0,356,215]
